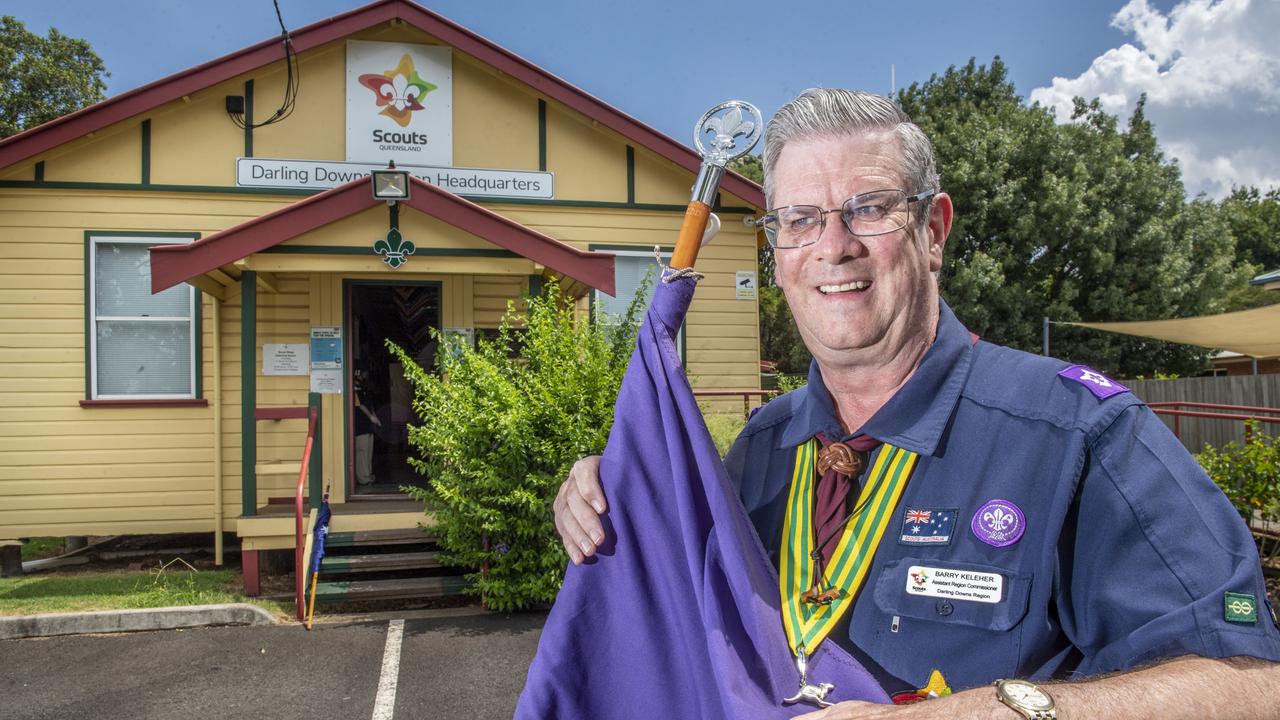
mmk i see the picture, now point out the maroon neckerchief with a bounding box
[812,432,882,568]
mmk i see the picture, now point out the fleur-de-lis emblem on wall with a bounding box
[359,54,439,128]
[374,228,416,269]
[703,106,756,153]
[982,507,1014,533]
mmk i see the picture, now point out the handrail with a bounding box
[1148,401,1280,415]
[692,388,779,419]
[1149,401,1280,443]
[294,407,319,621]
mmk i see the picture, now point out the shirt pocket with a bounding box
[862,556,1033,690]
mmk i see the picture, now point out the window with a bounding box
[593,248,683,356]
[88,236,198,399]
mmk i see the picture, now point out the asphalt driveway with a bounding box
[0,609,546,720]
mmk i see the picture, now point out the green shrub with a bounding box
[390,279,645,611]
[1196,423,1280,525]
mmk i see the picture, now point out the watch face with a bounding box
[1002,681,1053,710]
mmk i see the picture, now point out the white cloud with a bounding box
[1029,0,1280,198]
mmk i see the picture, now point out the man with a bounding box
[555,89,1280,718]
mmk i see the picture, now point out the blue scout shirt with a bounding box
[725,300,1280,692]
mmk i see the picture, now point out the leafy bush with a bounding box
[391,279,645,611]
[1196,424,1280,525]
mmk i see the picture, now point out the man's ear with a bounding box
[926,192,953,273]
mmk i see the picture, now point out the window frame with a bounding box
[85,232,202,401]
[589,244,685,361]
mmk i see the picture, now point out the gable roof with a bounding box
[149,175,616,295]
[0,0,764,208]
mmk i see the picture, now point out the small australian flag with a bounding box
[898,507,957,546]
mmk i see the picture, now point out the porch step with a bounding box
[321,550,442,573]
[325,528,434,548]
[314,575,469,603]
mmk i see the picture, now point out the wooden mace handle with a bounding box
[671,200,712,270]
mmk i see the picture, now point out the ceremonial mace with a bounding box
[670,100,764,269]
[678,101,841,710]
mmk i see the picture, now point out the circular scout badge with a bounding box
[971,499,1025,548]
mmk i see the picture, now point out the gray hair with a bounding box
[762,88,939,224]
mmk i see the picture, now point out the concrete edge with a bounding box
[0,603,278,640]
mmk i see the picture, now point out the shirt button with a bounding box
[936,600,954,616]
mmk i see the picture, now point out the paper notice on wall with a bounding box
[735,271,757,300]
[263,344,309,375]
[310,368,343,394]
[310,327,342,369]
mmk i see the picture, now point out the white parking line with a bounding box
[371,619,405,720]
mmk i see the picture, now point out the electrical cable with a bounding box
[229,0,300,130]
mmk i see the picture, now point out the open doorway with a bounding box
[346,281,442,497]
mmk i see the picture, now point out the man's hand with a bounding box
[553,455,607,564]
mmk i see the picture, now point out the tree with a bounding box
[0,16,108,138]
[899,58,1238,377]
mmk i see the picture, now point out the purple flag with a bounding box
[516,275,889,719]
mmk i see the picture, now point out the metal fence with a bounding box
[1127,375,1280,452]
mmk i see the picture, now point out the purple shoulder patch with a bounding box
[1058,364,1129,400]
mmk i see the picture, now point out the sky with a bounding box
[5,0,1277,198]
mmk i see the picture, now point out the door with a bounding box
[346,281,442,497]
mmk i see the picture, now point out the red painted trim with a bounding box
[150,175,616,295]
[0,0,764,209]
[79,398,209,408]
[242,549,261,597]
[256,406,311,420]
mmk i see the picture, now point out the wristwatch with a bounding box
[994,678,1056,719]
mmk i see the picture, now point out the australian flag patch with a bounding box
[898,507,957,546]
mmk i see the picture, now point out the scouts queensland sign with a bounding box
[346,40,453,165]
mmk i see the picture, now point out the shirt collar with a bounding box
[778,299,976,457]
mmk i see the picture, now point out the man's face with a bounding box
[770,131,950,369]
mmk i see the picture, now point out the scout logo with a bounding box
[1225,592,1258,623]
[373,228,416,269]
[359,53,439,128]
[971,499,1025,548]
[1058,364,1129,400]
[910,569,929,589]
[899,507,957,545]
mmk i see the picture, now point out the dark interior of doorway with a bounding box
[349,283,441,497]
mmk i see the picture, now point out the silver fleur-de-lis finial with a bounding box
[694,100,763,166]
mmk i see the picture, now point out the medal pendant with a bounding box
[782,646,836,709]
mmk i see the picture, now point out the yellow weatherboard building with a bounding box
[0,0,765,595]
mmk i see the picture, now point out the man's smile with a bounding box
[817,280,872,294]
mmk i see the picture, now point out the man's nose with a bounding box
[812,212,864,262]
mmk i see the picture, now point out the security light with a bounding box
[372,163,410,203]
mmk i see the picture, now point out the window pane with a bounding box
[96,320,192,395]
[598,255,662,318]
[95,242,190,317]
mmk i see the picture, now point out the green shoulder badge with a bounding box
[1224,592,1258,623]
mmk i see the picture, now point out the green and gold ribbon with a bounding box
[779,440,918,655]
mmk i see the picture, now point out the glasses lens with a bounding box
[769,206,822,247]
[842,190,908,236]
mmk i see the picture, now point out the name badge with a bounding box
[905,565,1004,604]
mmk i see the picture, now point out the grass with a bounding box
[20,537,64,561]
[0,559,290,617]
[703,411,747,457]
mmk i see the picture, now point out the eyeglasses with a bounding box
[756,189,936,249]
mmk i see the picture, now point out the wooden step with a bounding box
[325,528,434,548]
[320,550,442,573]
[313,575,468,603]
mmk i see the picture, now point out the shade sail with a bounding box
[1065,302,1280,358]
[515,275,888,719]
